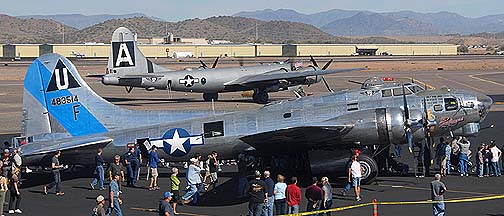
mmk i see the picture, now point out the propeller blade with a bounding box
[321,76,333,92]
[309,55,319,68]
[321,59,333,70]
[211,57,219,68]
[402,83,413,152]
[200,60,209,69]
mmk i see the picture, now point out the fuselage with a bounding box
[22,83,491,166]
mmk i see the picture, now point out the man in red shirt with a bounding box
[286,176,301,214]
[305,177,323,215]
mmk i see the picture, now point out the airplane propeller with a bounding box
[309,55,334,92]
[401,84,414,153]
[199,57,220,69]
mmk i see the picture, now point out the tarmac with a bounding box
[0,58,503,215]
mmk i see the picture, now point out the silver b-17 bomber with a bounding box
[19,54,492,185]
[101,27,365,103]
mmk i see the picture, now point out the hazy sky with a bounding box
[2,0,503,21]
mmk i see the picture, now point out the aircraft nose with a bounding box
[477,93,493,121]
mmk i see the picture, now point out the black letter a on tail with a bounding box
[112,42,136,68]
[47,60,81,92]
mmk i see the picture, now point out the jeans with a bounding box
[478,163,484,177]
[274,199,287,215]
[459,153,468,175]
[47,171,61,192]
[91,165,105,189]
[288,205,299,214]
[491,162,501,176]
[445,159,450,174]
[130,159,140,184]
[484,162,490,175]
[190,183,203,205]
[343,181,352,192]
[306,201,320,216]
[432,202,445,216]
[0,191,5,214]
[125,163,133,185]
[249,202,265,216]
[106,197,122,216]
[182,184,199,200]
[9,189,20,210]
[263,196,273,216]
[321,200,333,216]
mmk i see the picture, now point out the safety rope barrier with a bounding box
[281,194,504,216]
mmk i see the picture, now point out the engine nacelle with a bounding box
[452,123,480,137]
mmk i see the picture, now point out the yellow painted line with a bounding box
[378,184,495,196]
[435,74,484,92]
[495,102,504,105]
[282,194,504,216]
[469,74,504,87]
[130,207,210,216]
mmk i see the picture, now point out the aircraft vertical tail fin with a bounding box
[23,54,110,138]
[107,27,168,75]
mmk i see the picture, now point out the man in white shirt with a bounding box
[490,141,502,177]
[348,155,363,201]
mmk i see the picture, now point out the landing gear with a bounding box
[359,154,379,184]
[203,93,218,101]
[252,90,269,104]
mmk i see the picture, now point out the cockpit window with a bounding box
[444,98,458,111]
[381,89,392,97]
[393,87,412,96]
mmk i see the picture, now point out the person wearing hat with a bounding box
[159,192,175,216]
[181,158,202,204]
[92,195,106,216]
[245,170,268,216]
[149,146,162,191]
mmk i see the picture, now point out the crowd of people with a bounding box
[434,136,502,178]
[0,142,24,215]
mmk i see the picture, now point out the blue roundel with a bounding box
[161,128,192,157]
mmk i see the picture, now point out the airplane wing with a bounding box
[240,124,354,151]
[225,67,366,86]
[21,136,113,156]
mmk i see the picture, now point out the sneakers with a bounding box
[55,192,65,196]
[43,186,48,195]
[356,197,362,202]
[8,210,13,214]
[90,183,95,190]
[340,190,347,196]
[14,209,22,214]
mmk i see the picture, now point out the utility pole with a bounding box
[62,24,65,44]
[255,22,258,42]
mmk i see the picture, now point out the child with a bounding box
[170,167,180,214]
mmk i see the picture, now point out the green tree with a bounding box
[457,45,469,53]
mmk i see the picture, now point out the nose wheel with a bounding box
[203,93,218,101]
[253,90,269,104]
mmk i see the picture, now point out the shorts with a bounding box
[352,177,361,186]
[210,172,218,182]
[150,168,158,177]
[437,156,446,166]
[440,158,447,168]
[170,190,180,203]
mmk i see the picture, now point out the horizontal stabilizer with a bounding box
[21,136,113,156]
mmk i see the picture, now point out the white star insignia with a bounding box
[164,129,189,154]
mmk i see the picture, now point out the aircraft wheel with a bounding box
[203,93,218,101]
[253,90,269,104]
[359,154,378,184]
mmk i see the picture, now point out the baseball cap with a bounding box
[96,195,105,202]
[164,192,172,198]
[190,158,198,163]
[3,149,9,153]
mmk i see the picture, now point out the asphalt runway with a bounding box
[8,111,504,216]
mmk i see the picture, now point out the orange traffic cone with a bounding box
[372,199,378,216]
